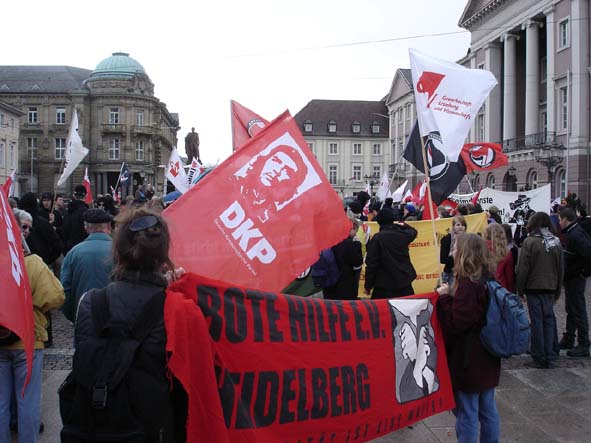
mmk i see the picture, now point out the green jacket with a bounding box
[516,230,563,298]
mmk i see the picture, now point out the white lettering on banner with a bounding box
[219,201,277,264]
[0,194,23,286]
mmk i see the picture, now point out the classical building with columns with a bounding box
[0,52,179,197]
[458,0,590,205]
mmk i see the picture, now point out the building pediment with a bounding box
[458,0,512,30]
[385,69,413,107]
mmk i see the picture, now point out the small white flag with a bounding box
[375,172,390,201]
[391,180,409,203]
[165,148,188,193]
[57,110,89,187]
[186,157,204,188]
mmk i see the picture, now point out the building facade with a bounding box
[0,101,24,192]
[0,52,179,198]
[294,100,390,197]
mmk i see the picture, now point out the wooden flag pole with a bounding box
[418,135,442,287]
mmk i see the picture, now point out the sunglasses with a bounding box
[21,225,31,231]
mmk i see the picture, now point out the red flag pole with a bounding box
[419,135,441,287]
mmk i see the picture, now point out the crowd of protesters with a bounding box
[1,182,591,442]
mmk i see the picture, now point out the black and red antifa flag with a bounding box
[403,120,466,206]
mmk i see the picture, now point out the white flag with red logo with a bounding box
[409,49,497,162]
[231,100,269,151]
[186,158,205,188]
[164,111,351,291]
[166,148,188,194]
[83,168,93,204]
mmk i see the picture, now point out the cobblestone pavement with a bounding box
[29,283,591,443]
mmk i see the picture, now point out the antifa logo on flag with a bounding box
[468,144,496,168]
[460,142,508,173]
[425,132,450,181]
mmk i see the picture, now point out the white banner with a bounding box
[375,172,390,201]
[449,184,552,223]
[409,48,497,162]
[166,148,188,194]
[57,110,89,186]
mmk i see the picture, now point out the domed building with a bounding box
[0,52,179,197]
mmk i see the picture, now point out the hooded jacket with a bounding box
[561,222,591,281]
[63,198,89,253]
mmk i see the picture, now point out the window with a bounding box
[8,144,14,168]
[10,118,14,129]
[328,120,337,133]
[559,86,568,131]
[28,107,38,124]
[304,120,313,132]
[352,122,361,133]
[353,143,362,155]
[371,121,380,134]
[487,174,495,190]
[557,169,566,198]
[55,138,66,160]
[373,165,381,178]
[373,143,382,155]
[329,165,338,185]
[476,114,485,141]
[397,109,402,123]
[56,107,66,124]
[352,165,362,181]
[136,110,144,126]
[540,111,547,135]
[540,57,547,84]
[0,113,3,126]
[0,143,4,167]
[558,18,569,49]
[109,139,120,160]
[27,138,38,159]
[405,104,412,124]
[477,63,485,70]
[135,141,145,161]
[528,170,538,189]
[307,142,315,155]
[329,143,338,155]
[109,107,120,124]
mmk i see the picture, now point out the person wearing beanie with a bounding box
[63,185,90,254]
[384,197,394,208]
[365,209,418,299]
[403,203,418,222]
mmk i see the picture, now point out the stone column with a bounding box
[570,0,589,146]
[524,20,541,136]
[485,42,503,142]
[502,33,519,141]
[544,5,556,134]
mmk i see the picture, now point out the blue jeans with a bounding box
[526,293,558,364]
[453,388,500,443]
[0,349,44,443]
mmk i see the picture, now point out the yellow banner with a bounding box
[359,213,488,296]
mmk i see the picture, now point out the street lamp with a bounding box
[363,173,380,198]
[535,145,565,183]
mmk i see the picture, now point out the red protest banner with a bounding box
[461,142,508,173]
[164,111,351,292]
[231,100,269,152]
[165,273,455,443]
[0,191,35,383]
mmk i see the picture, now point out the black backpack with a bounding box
[59,286,170,443]
[0,326,20,346]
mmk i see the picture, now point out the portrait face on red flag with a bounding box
[164,111,351,292]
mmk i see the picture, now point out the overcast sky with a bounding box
[3,0,471,165]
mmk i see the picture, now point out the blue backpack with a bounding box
[310,248,341,288]
[480,280,530,358]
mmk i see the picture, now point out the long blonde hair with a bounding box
[485,223,508,265]
[453,233,492,290]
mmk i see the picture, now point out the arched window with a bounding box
[527,169,538,190]
[556,169,566,198]
[487,173,495,190]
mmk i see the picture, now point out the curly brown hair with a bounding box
[453,233,492,290]
[111,207,174,280]
[485,223,508,265]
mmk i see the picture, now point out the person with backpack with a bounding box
[516,212,563,368]
[364,208,417,299]
[437,233,501,443]
[321,216,363,300]
[1,209,65,443]
[60,208,187,442]
[558,207,591,357]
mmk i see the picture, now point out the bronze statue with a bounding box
[184,127,200,163]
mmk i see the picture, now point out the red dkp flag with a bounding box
[461,142,508,173]
[0,191,35,383]
[231,100,269,151]
[164,111,351,292]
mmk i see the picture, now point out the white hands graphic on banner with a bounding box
[57,110,89,186]
[409,49,497,163]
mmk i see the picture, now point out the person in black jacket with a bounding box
[558,207,591,357]
[63,185,89,254]
[364,208,418,298]
[70,208,187,442]
[39,191,64,240]
[323,216,363,300]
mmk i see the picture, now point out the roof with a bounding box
[0,100,24,116]
[294,99,388,138]
[0,66,91,93]
[458,0,508,29]
[90,52,146,79]
[384,69,414,106]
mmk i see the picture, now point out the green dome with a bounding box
[90,52,146,79]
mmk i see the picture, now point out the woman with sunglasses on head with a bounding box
[64,208,187,442]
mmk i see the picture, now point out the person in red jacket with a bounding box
[485,222,515,292]
[437,234,501,443]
